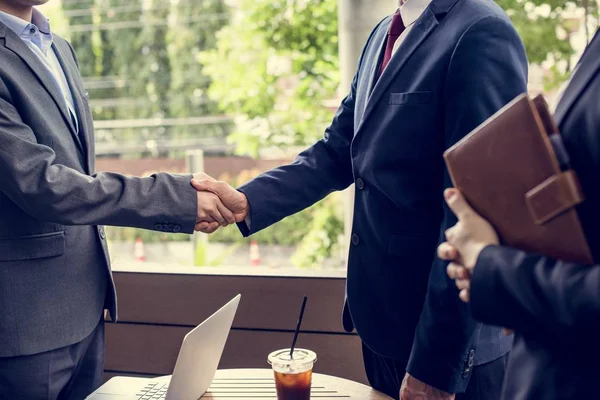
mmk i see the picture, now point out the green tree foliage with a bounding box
[497,0,598,89]
[200,0,339,157]
[62,0,97,77]
[199,0,598,266]
[198,0,344,267]
[58,0,599,267]
[168,0,231,140]
[61,0,230,145]
[291,195,344,268]
[201,0,598,155]
[95,0,144,124]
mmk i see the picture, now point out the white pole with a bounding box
[186,149,208,266]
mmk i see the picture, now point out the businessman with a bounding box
[0,2,233,399]
[442,30,600,400]
[193,0,528,398]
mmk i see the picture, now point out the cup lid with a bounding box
[268,348,317,370]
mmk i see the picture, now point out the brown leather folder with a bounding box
[444,93,593,264]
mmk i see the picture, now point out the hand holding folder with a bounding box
[444,93,593,265]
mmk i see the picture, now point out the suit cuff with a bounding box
[234,207,251,237]
[237,219,251,237]
[407,348,471,394]
[236,182,271,236]
[407,277,478,393]
[157,173,198,234]
[470,245,518,327]
[235,188,253,237]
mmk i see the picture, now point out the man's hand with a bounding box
[192,172,236,234]
[439,189,513,334]
[438,188,499,303]
[191,179,249,232]
[400,374,454,400]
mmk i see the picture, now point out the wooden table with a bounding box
[158,368,392,399]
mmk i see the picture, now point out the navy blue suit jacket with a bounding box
[238,0,527,392]
[470,31,600,400]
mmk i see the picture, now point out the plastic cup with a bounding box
[268,348,317,400]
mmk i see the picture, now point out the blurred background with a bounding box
[38,0,598,272]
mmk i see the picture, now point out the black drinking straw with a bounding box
[290,296,308,359]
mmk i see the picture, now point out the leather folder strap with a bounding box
[526,170,585,225]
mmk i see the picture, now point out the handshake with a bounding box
[191,173,250,234]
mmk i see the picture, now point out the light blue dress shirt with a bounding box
[0,8,79,133]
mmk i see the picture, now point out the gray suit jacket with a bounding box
[0,22,197,357]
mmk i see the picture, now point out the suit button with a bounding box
[98,227,106,239]
[154,223,163,231]
[351,234,360,245]
[173,225,181,233]
[356,178,364,190]
[166,224,174,232]
[462,349,475,378]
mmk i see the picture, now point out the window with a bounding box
[40,0,347,274]
[38,0,591,275]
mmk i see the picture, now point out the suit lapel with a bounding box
[1,27,83,152]
[355,0,460,133]
[555,31,600,126]
[52,41,92,173]
[365,17,391,99]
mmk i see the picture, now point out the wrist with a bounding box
[402,373,455,399]
[466,241,497,273]
[239,191,250,220]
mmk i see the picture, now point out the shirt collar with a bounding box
[32,8,51,35]
[0,8,53,54]
[0,10,30,36]
[400,0,432,28]
[0,8,51,36]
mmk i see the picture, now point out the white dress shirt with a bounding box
[392,0,432,56]
[0,8,79,132]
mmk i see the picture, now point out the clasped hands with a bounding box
[191,173,249,234]
[437,188,499,302]
[437,189,513,337]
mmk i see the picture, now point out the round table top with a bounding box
[209,369,391,399]
[159,368,392,399]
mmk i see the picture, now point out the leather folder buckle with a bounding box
[526,170,585,225]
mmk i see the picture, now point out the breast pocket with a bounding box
[389,91,432,105]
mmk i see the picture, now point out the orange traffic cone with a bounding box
[135,238,146,262]
[250,240,260,266]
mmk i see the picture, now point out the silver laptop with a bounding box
[87,295,241,400]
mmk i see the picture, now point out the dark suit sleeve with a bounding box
[235,23,384,236]
[0,81,198,233]
[237,92,355,235]
[406,16,529,392]
[471,245,600,346]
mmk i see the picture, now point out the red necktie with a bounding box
[378,10,405,77]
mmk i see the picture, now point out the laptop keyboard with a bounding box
[136,382,169,400]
